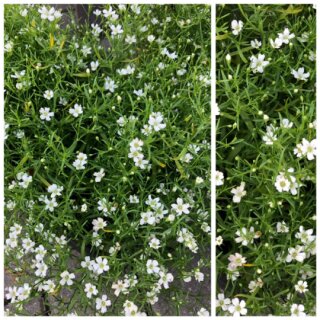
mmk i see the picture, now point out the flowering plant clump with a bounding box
[216,4,316,316]
[4,4,210,316]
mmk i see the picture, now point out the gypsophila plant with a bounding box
[216,4,316,316]
[4,4,210,316]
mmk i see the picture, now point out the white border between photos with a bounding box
[0,1,212,319]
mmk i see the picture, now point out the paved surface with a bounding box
[5,247,211,316]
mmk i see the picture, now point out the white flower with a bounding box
[301,138,316,160]
[231,20,243,35]
[91,23,103,37]
[228,298,247,316]
[60,271,75,286]
[97,198,109,213]
[90,61,99,71]
[286,246,306,263]
[110,24,123,37]
[149,237,161,249]
[294,142,304,158]
[281,118,293,128]
[43,90,54,100]
[292,67,310,81]
[158,271,174,289]
[171,198,190,215]
[42,280,56,293]
[133,89,144,97]
[39,107,54,121]
[231,182,246,203]
[69,104,83,117]
[81,45,92,57]
[295,280,308,294]
[295,226,315,244]
[38,6,61,21]
[270,37,283,49]
[216,236,223,246]
[276,221,289,233]
[248,278,264,293]
[146,259,160,274]
[20,9,28,17]
[93,257,109,275]
[84,283,98,299]
[5,287,19,302]
[250,54,269,73]
[129,138,144,151]
[93,168,105,182]
[96,295,111,314]
[250,39,261,48]
[125,35,137,44]
[104,77,118,92]
[93,9,101,16]
[47,184,63,197]
[112,280,129,297]
[215,171,224,186]
[35,262,48,277]
[278,28,295,44]
[147,35,156,42]
[72,152,87,170]
[148,112,166,131]
[117,65,135,75]
[228,253,246,268]
[262,124,277,145]
[44,196,58,212]
[216,293,231,311]
[235,227,260,246]
[140,211,156,225]
[291,304,306,317]
[274,174,290,192]
[92,217,107,232]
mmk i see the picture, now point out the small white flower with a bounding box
[291,304,306,317]
[250,54,269,73]
[301,138,316,160]
[125,35,137,44]
[278,28,295,44]
[146,259,160,274]
[84,283,98,299]
[93,168,105,182]
[104,77,118,92]
[39,107,54,121]
[216,171,224,186]
[147,35,156,42]
[96,295,111,314]
[231,20,243,35]
[90,61,99,71]
[274,174,290,192]
[292,67,310,81]
[250,39,261,48]
[270,37,283,49]
[286,246,306,263]
[295,280,308,294]
[44,196,58,212]
[69,104,83,118]
[93,256,110,275]
[110,24,123,37]
[92,217,107,232]
[231,182,246,203]
[43,90,54,100]
[60,271,75,286]
[216,293,231,311]
[228,298,247,316]
[171,198,190,215]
